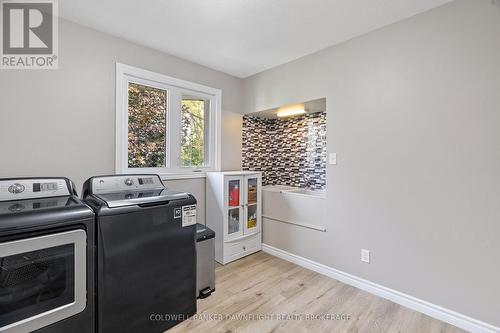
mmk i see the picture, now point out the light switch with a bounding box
[329,153,337,165]
[361,249,370,263]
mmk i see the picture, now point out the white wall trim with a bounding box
[262,244,499,333]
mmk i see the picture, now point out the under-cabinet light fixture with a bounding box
[276,104,306,118]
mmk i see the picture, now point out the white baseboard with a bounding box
[262,244,499,333]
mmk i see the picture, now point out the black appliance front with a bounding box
[0,225,95,333]
[0,178,95,333]
[94,198,197,333]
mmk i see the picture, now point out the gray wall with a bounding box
[1,0,499,327]
[243,0,500,326]
[0,19,243,224]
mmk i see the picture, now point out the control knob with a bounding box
[124,178,134,186]
[8,183,25,194]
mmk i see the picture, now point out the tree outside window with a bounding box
[181,99,207,167]
[127,83,167,168]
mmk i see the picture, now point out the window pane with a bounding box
[128,83,167,168]
[181,98,207,167]
[228,208,240,234]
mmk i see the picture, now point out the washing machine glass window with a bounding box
[0,229,87,333]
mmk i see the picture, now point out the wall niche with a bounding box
[242,98,326,190]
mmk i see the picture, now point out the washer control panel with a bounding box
[91,175,164,194]
[0,179,70,201]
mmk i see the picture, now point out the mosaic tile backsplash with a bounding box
[242,112,326,190]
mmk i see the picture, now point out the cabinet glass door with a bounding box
[227,208,241,235]
[226,177,243,240]
[244,176,260,235]
[228,179,241,208]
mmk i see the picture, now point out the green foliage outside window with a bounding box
[127,83,206,169]
[181,99,206,167]
[128,83,166,168]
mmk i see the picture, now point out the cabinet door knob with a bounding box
[243,246,246,250]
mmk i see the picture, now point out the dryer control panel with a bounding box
[91,175,165,194]
[0,178,71,201]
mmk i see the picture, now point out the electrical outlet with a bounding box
[329,153,337,165]
[361,249,370,263]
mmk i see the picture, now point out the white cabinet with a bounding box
[206,171,262,264]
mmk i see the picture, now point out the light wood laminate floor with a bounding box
[169,251,466,333]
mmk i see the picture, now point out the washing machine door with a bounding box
[0,229,87,333]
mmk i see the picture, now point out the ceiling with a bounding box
[59,0,453,78]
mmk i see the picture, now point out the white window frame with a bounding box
[115,63,221,179]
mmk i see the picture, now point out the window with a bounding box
[181,97,209,167]
[116,64,221,177]
[128,83,167,168]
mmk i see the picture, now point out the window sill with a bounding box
[160,172,207,181]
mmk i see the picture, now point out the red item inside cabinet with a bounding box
[229,184,240,207]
